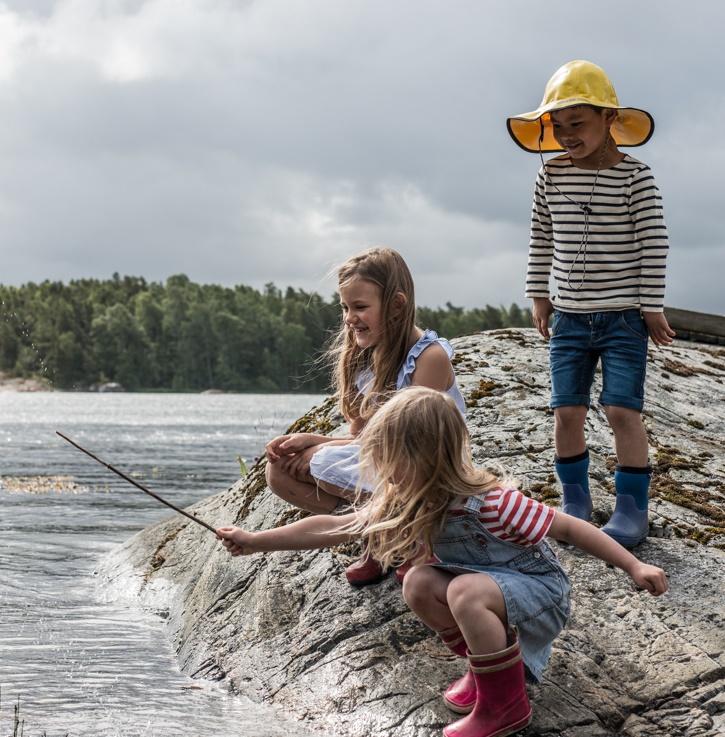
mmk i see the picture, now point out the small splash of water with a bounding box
[0,296,55,390]
[1,392,323,737]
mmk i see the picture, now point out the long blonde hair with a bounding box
[329,247,416,422]
[352,386,504,570]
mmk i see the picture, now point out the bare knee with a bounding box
[604,405,642,432]
[446,575,501,619]
[265,460,286,494]
[402,566,441,609]
[554,405,588,432]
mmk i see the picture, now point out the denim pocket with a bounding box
[618,311,648,341]
[508,548,559,575]
[551,310,563,336]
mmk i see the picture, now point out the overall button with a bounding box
[533,551,541,559]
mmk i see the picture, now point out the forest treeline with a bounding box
[0,275,531,392]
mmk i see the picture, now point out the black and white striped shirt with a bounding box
[525,154,668,313]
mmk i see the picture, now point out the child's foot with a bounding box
[561,483,593,521]
[443,670,476,714]
[601,493,649,548]
[345,555,386,586]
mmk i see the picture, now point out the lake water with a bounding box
[0,392,323,737]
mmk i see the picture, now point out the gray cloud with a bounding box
[0,0,723,313]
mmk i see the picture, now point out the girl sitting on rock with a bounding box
[264,246,466,586]
[218,387,667,737]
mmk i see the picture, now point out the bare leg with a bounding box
[404,567,508,654]
[553,405,588,457]
[316,479,357,503]
[402,565,457,631]
[446,573,508,654]
[265,462,337,514]
[265,462,356,514]
[604,406,649,466]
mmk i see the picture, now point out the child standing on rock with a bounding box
[508,60,676,547]
[264,247,466,585]
[218,387,668,737]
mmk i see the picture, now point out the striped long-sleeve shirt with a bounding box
[525,154,669,313]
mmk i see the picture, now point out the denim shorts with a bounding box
[549,309,648,411]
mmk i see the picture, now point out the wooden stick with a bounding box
[56,431,217,535]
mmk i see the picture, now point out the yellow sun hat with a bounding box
[506,60,654,153]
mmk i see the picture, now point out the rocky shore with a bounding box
[0,371,52,392]
[101,329,725,737]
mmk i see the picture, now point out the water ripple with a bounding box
[0,392,322,737]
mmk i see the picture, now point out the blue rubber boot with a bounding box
[555,451,592,521]
[602,466,651,548]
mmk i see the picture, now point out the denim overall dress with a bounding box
[430,495,571,682]
[309,330,466,492]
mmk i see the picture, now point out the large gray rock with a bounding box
[102,329,725,737]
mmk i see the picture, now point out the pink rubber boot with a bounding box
[443,631,532,737]
[438,626,476,714]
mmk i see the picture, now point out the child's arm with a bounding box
[410,343,455,391]
[280,437,358,481]
[526,169,555,338]
[642,312,676,347]
[630,165,671,342]
[349,416,366,437]
[266,432,356,462]
[217,512,359,556]
[548,512,668,595]
[532,297,554,339]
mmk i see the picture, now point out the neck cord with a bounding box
[538,122,611,291]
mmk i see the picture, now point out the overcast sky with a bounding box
[0,0,723,312]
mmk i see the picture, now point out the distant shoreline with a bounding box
[0,373,324,395]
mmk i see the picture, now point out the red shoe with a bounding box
[394,561,413,584]
[345,555,386,586]
[443,630,532,737]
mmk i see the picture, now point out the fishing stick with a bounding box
[56,431,217,535]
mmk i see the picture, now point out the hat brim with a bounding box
[506,103,654,153]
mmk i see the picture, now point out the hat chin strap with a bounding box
[537,125,611,292]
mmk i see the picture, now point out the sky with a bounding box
[0,0,723,312]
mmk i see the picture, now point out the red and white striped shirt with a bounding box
[457,488,556,546]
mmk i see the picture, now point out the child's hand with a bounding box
[216,526,258,556]
[266,433,318,462]
[629,562,668,596]
[642,312,676,347]
[531,297,554,339]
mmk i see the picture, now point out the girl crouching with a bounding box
[218,387,667,737]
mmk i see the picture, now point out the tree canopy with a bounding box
[0,276,531,392]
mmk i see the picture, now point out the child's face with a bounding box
[550,106,614,162]
[339,277,384,349]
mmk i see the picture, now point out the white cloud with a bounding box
[0,6,29,80]
[0,0,723,315]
